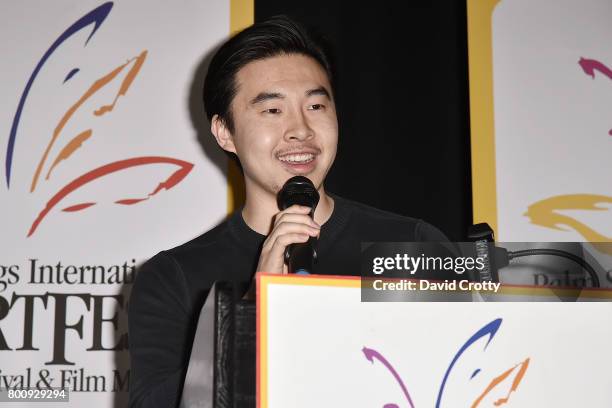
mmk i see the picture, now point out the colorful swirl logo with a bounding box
[5,2,193,237]
[363,319,530,407]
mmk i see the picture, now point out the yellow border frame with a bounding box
[227,0,253,212]
[227,0,501,218]
[466,0,501,235]
[231,0,502,223]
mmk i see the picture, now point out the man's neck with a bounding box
[242,187,335,235]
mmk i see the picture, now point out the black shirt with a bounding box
[127,195,447,407]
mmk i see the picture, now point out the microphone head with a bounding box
[277,176,320,212]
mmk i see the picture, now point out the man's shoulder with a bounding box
[338,195,420,223]
[333,195,448,242]
[137,216,236,283]
[165,217,233,258]
[133,214,251,304]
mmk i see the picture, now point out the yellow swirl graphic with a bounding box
[524,194,612,255]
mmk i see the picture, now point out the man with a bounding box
[128,15,447,407]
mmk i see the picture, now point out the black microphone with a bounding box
[466,223,600,288]
[277,176,320,274]
[467,223,499,283]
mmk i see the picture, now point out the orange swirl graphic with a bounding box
[31,50,147,191]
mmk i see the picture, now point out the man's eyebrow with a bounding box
[250,92,285,105]
[306,86,331,99]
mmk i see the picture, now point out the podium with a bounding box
[181,274,612,408]
[180,282,256,408]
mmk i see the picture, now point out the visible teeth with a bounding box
[278,153,314,163]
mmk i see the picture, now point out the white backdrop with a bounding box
[468,0,612,286]
[0,1,229,406]
[493,0,612,246]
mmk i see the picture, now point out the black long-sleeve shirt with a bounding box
[127,195,448,407]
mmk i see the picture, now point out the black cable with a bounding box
[508,249,600,288]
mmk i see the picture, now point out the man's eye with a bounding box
[308,104,325,111]
[263,108,281,114]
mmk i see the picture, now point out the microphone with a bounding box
[467,223,499,283]
[466,223,600,288]
[277,176,320,274]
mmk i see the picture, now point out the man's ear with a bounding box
[211,114,237,154]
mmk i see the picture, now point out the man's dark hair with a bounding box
[203,15,334,133]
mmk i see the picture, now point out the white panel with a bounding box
[265,281,612,407]
[491,0,612,285]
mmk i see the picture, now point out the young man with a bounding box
[128,16,447,407]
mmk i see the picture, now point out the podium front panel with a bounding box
[256,274,612,408]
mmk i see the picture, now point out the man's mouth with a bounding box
[276,150,319,174]
[277,153,315,164]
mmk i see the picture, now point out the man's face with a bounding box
[221,53,338,198]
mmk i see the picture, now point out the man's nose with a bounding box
[284,109,314,142]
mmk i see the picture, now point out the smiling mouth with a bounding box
[277,152,316,164]
[276,150,319,174]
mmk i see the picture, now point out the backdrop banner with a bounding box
[467,0,612,287]
[0,1,232,405]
